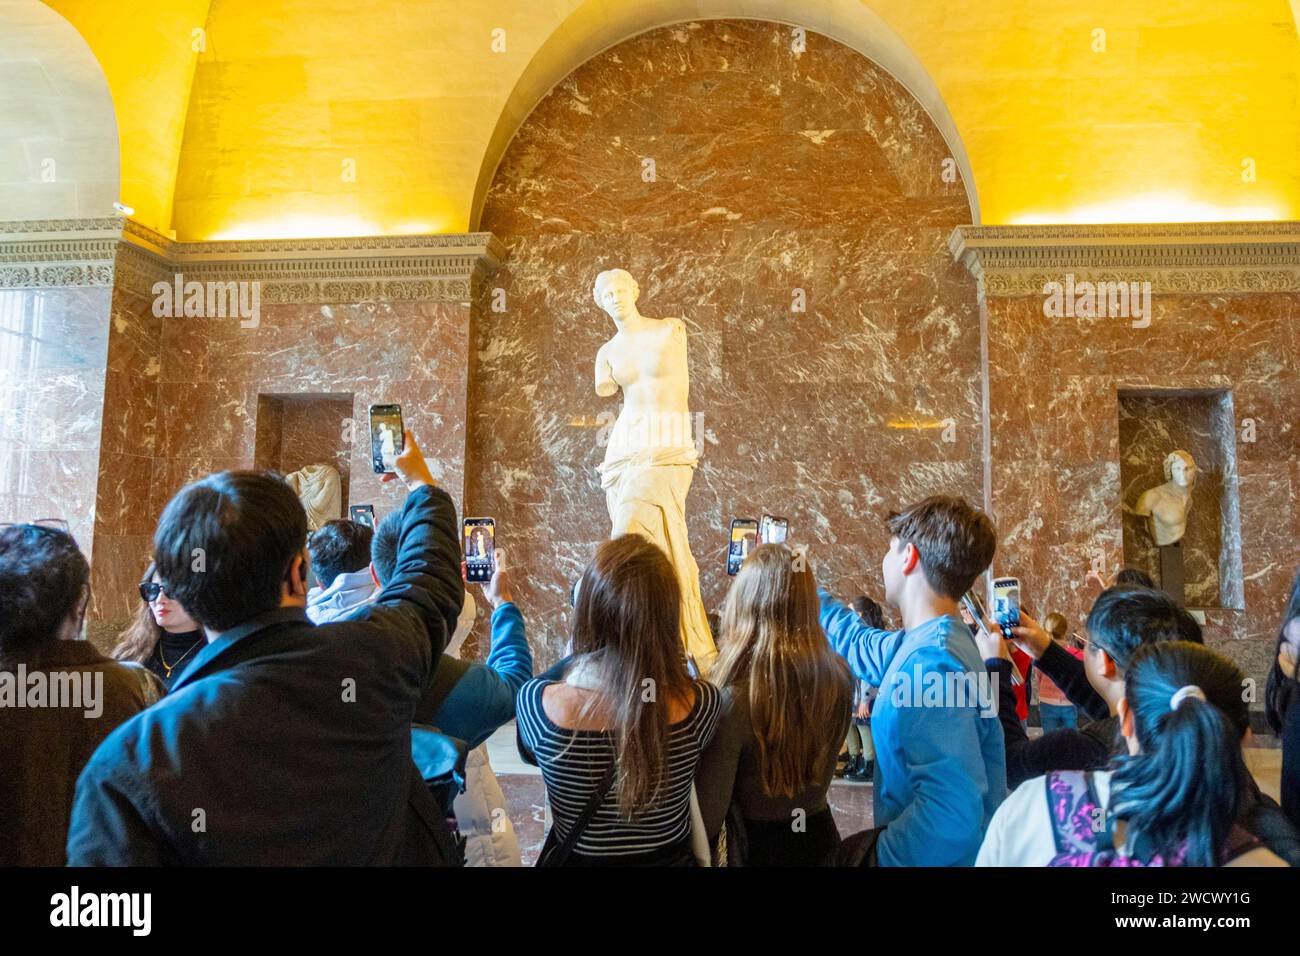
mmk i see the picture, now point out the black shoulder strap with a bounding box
[1084,772,1117,853]
[538,762,617,867]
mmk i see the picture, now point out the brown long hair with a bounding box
[571,534,694,816]
[112,562,162,664]
[712,544,854,798]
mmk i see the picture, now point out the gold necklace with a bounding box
[159,635,203,677]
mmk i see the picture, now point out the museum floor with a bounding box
[483,725,1284,866]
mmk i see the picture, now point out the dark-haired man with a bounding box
[0,524,162,865]
[67,431,465,865]
[306,519,376,623]
[819,495,1006,866]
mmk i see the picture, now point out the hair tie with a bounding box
[1169,685,1206,711]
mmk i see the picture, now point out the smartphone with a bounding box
[369,404,404,474]
[463,517,495,584]
[349,504,376,529]
[758,514,789,545]
[959,591,988,639]
[991,576,1021,638]
[727,518,759,576]
[965,586,1023,685]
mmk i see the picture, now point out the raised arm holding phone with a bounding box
[68,429,466,866]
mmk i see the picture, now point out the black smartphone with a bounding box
[727,518,759,576]
[758,514,789,545]
[991,576,1021,638]
[463,517,495,584]
[369,404,404,474]
[349,504,376,529]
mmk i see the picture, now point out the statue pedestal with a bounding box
[1158,542,1185,606]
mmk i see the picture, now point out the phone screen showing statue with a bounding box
[758,515,789,545]
[463,518,495,584]
[727,519,758,576]
[991,578,1021,637]
[349,504,376,529]
[369,405,403,474]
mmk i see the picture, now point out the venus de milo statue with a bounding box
[592,268,716,672]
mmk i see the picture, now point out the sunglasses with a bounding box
[139,581,166,603]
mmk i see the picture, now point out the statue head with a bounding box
[593,268,639,323]
[1163,450,1196,489]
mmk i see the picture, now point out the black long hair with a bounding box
[1265,566,1300,734]
[1108,641,1249,867]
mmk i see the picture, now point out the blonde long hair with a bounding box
[712,544,854,798]
[112,562,162,664]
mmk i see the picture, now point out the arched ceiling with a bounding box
[40,0,210,230]
[0,0,118,219]
[34,0,1300,240]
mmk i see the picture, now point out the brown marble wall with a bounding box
[985,291,1299,690]
[88,270,162,628]
[473,20,981,665]
[87,288,474,632]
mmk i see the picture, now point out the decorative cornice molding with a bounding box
[948,222,1300,296]
[0,217,125,237]
[0,218,125,288]
[0,218,506,301]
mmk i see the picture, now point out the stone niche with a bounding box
[254,392,354,515]
[1119,388,1243,610]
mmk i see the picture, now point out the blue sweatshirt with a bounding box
[431,602,533,749]
[819,589,1007,866]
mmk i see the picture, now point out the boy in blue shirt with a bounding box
[820,495,1006,865]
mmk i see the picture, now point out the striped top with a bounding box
[517,678,721,858]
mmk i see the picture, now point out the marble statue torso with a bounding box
[285,463,342,533]
[1136,482,1192,546]
[596,317,693,462]
[1134,450,1197,547]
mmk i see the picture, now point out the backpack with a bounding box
[1043,770,1259,867]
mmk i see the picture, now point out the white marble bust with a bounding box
[1134,450,1197,546]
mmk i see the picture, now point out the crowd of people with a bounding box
[1,429,1298,867]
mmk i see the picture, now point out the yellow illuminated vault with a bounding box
[40,0,1300,240]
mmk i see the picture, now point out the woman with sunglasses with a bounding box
[112,562,205,690]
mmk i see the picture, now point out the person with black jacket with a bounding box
[67,430,465,865]
[979,585,1300,864]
